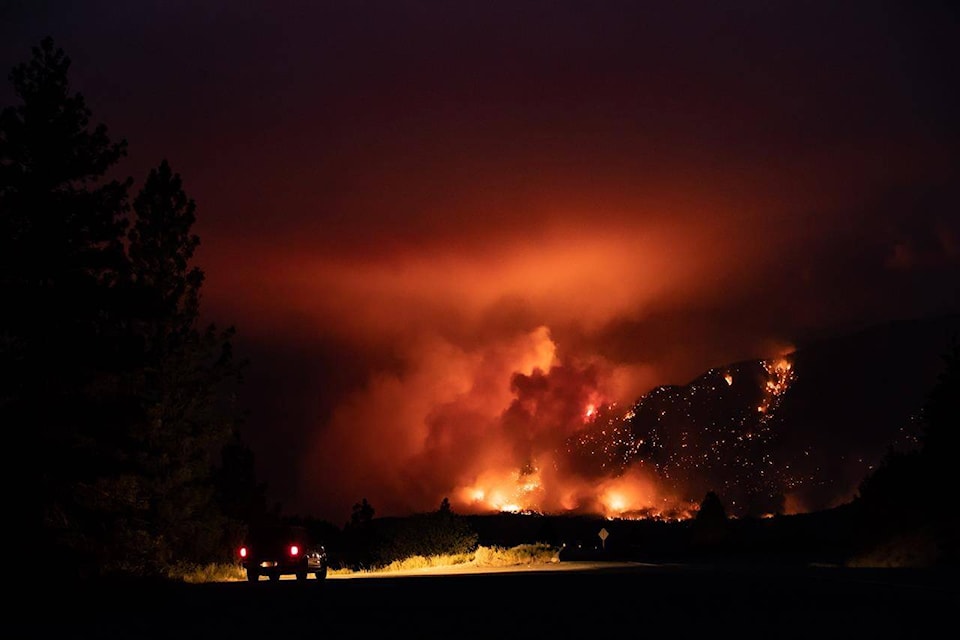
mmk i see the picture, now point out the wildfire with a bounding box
[756,357,795,417]
[452,454,702,520]
[426,346,917,523]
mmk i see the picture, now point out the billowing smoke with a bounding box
[301,325,699,521]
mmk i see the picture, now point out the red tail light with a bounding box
[289,544,299,556]
[239,546,248,558]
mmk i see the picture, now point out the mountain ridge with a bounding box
[572,312,959,518]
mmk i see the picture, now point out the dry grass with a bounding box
[474,543,561,566]
[169,562,247,583]
[336,543,562,576]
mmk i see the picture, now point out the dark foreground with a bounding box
[23,563,954,639]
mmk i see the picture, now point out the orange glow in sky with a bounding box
[12,1,953,523]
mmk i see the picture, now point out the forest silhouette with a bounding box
[2,38,266,581]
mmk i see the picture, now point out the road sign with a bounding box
[598,527,609,549]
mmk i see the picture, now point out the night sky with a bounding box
[3,0,958,524]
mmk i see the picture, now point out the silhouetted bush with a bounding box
[339,501,479,570]
[691,491,729,553]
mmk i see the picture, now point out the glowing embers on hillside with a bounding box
[567,401,644,472]
[756,357,795,417]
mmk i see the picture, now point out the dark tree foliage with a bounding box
[856,448,924,520]
[349,497,376,528]
[119,159,248,572]
[691,490,729,551]
[1,37,133,579]
[919,342,959,466]
[855,339,959,565]
[696,491,727,523]
[349,503,479,570]
[215,432,270,534]
[0,38,252,579]
[913,341,957,561]
[337,497,479,570]
[339,498,377,569]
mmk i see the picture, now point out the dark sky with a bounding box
[3,0,958,524]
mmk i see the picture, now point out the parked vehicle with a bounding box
[239,524,328,582]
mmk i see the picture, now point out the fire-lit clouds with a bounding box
[4,1,957,522]
[215,210,778,345]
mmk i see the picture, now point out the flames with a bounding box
[757,357,795,416]
[460,464,546,514]
[583,403,597,421]
[457,462,698,520]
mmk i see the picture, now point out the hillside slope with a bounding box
[570,313,959,518]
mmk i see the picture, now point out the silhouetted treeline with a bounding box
[1,38,267,580]
[300,497,480,571]
[852,340,959,566]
